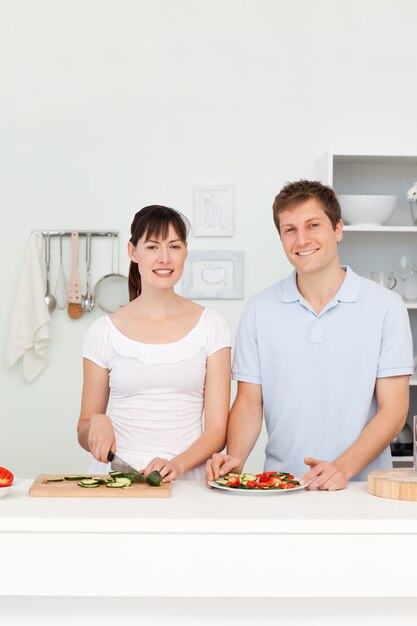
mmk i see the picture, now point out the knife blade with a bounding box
[107,451,142,476]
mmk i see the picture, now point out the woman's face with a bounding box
[128,223,188,290]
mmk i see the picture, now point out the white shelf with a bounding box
[410,376,417,385]
[343,225,417,232]
[406,303,417,310]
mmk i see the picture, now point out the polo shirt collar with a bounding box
[280,265,361,303]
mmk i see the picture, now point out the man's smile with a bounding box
[295,249,319,256]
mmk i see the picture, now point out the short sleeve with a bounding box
[82,316,111,369]
[377,297,413,378]
[232,298,262,384]
[205,309,232,357]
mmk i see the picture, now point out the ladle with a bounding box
[44,234,56,313]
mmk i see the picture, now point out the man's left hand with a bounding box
[300,457,348,491]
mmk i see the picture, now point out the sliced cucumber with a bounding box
[108,471,124,478]
[215,478,228,486]
[242,473,257,481]
[106,477,132,488]
[78,481,100,488]
[78,478,100,486]
[46,478,64,482]
[65,475,91,481]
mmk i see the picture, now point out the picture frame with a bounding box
[182,250,244,300]
[193,185,234,236]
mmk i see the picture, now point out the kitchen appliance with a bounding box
[390,423,413,456]
[29,475,170,498]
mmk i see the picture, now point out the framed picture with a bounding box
[182,250,244,300]
[193,185,234,236]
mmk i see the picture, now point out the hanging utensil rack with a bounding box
[32,230,119,238]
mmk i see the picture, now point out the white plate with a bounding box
[0,485,13,498]
[208,481,306,495]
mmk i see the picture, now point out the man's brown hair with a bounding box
[273,180,341,234]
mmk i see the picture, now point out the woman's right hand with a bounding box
[87,414,116,462]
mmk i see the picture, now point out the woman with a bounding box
[77,205,231,481]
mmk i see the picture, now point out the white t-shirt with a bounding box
[83,308,232,479]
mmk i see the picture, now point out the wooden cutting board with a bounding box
[368,468,417,501]
[29,475,171,498]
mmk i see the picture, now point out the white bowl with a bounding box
[339,194,397,226]
[0,485,12,498]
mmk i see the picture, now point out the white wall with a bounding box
[2,0,417,477]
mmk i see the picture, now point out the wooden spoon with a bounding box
[67,231,83,319]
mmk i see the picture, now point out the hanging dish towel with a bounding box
[6,233,51,381]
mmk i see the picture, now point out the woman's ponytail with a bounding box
[128,261,141,301]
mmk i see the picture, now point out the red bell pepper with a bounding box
[0,467,14,487]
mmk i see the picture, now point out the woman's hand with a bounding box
[87,414,116,463]
[143,457,181,482]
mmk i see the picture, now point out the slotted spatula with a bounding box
[67,231,83,319]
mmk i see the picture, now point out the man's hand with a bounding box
[205,453,242,484]
[300,457,348,491]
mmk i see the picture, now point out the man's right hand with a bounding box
[205,453,242,483]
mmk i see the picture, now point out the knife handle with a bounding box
[107,450,114,462]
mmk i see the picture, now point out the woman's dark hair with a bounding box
[128,205,189,300]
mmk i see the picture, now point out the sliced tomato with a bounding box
[226,476,240,487]
[0,467,14,487]
[269,476,284,486]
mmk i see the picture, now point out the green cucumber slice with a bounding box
[77,482,100,488]
[78,479,100,486]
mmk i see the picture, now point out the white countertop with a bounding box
[2,479,417,598]
[2,478,417,534]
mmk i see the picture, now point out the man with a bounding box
[206,180,413,490]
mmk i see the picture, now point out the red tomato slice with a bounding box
[0,467,14,487]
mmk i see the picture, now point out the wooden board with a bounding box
[29,475,171,498]
[368,468,417,501]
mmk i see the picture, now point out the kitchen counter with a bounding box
[2,478,417,599]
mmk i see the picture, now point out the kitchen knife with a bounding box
[107,451,143,477]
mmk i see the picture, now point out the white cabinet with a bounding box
[318,152,417,466]
[318,151,417,283]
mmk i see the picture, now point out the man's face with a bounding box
[279,198,343,276]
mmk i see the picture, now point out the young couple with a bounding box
[77,180,413,490]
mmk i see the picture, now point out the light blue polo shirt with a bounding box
[232,266,413,480]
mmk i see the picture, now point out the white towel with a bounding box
[6,233,51,381]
